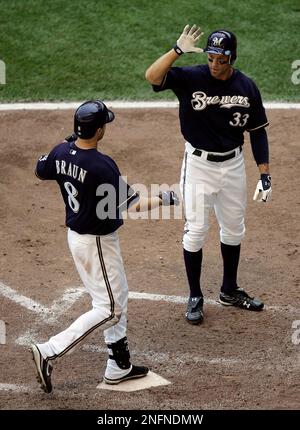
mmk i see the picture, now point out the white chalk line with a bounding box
[81,344,247,367]
[0,281,85,324]
[130,291,300,315]
[0,101,299,110]
[0,382,89,397]
[0,383,32,393]
[15,329,40,347]
[1,281,299,327]
[15,333,246,367]
[15,333,300,373]
[81,345,300,372]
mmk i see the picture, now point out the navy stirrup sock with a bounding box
[221,242,241,294]
[183,248,203,298]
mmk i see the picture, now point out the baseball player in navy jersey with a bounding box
[30,100,179,393]
[145,25,272,324]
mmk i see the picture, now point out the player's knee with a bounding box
[183,228,207,252]
[111,301,124,325]
[93,303,122,323]
[220,226,245,246]
[114,309,122,322]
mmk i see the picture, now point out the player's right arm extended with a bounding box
[128,192,179,212]
[129,196,161,212]
[145,25,203,85]
[145,50,180,86]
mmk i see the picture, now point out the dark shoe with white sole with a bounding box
[103,365,149,385]
[219,288,264,311]
[31,344,53,393]
[185,296,204,324]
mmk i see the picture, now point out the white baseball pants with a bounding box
[37,229,128,360]
[180,142,247,252]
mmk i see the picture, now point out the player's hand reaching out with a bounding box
[175,25,204,55]
[159,191,180,206]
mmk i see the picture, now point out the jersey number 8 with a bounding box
[64,181,80,213]
[229,112,249,127]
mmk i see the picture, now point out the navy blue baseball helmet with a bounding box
[74,100,115,139]
[204,30,237,64]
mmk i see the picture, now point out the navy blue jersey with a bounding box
[36,139,139,235]
[153,64,268,152]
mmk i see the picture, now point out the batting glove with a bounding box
[64,133,78,143]
[253,174,272,202]
[159,191,180,206]
[174,24,204,55]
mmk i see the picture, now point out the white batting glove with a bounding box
[174,24,204,55]
[253,174,272,202]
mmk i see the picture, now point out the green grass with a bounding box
[0,0,299,101]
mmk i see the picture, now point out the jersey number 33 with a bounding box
[229,112,249,127]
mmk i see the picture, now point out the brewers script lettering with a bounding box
[191,91,250,111]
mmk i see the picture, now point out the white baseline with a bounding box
[0,281,299,321]
[0,101,299,110]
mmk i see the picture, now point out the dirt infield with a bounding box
[0,108,299,410]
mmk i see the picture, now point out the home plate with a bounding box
[97,371,171,392]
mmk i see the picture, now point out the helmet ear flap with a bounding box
[229,54,236,65]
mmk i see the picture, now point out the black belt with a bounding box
[192,146,242,162]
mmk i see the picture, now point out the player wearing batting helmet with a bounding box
[146,25,271,324]
[31,100,179,392]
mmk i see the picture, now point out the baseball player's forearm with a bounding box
[128,191,179,212]
[250,129,271,201]
[249,128,269,167]
[128,196,161,213]
[145,50,179,85]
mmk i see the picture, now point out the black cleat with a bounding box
[31,344,53,393]
[103,365,149,385]
[185,296,204,324]
[219,288,264,311]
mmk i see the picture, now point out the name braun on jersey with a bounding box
[56,160,87,183]
[191,91,250,111]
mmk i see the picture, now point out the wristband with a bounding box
[173,44,184,56]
